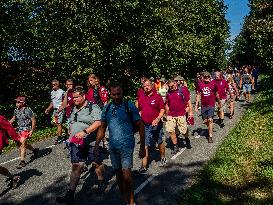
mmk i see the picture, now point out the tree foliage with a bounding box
[230,0,273,69]
[0,0,228,125]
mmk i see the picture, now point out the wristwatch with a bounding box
[83,129,88,134]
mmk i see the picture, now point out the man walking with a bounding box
[165,80,193,154]
[212,71,230,128]
[95,82,145,205]
[195,72,219,143]
[10,96,39,169]
[56,86,105,205]
[137,79,166,174]
[45,79,65,144]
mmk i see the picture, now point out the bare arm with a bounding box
[75,120,102,139]
[95,121,107,147]
[165,104,169,116]
[9,116,16,124]
[29,116,36,136]
[135,120,145,159]
[45,102,53,114]
[188,100,193,116]
[57,92,68,113]
[195,92,200,111]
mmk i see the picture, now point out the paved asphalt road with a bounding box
[0,95,253,205]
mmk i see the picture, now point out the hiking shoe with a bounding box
[138,167,148,175]
[17,160,27,169]
[220,122,225,128]
[97,180,106,194]
[208,137,213,143]
[159,157,167,167]
[56,190,74,205]
[185,138,192,149]
[54,136,64,145]
[32,148,39,159]
[171,145,179,154]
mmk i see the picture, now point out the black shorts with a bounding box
[201,106,215,120]
[69,143,103,165]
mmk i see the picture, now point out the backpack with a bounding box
[242,74,251,84]
[93,86,105,109]
[105,99,139,133]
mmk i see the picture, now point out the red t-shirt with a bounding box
[86,86,108,104]
[166,87,190,117]
[66,90,74,118]
[197,81,217,107]
[212,79,229,100]
[138,91,164,124]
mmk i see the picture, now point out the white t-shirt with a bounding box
[51,88,65,109]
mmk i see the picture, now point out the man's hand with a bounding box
[45,109,50,114]
[139,145,146,159]
[28,130,33,137]
[75,131,85,139]
[152,118,160,126]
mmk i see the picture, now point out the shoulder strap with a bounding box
[178,87,185,103]
[124,99,134,124]
[87,101,93,114]
[105,102,112,116]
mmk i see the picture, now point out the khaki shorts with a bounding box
[216,99,227,112]
[166,116,187,134]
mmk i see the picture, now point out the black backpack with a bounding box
[93,86,105,109]
[105,99,139,133]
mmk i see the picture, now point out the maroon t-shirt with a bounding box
[212,79,229,100]
[66,90,74,118]
[166,87,190,117]
[138,91,164,124]
[197,81,217,107]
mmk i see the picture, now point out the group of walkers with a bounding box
[0,65,258,205]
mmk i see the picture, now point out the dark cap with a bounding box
[15,96,26,103]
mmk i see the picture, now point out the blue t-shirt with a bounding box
[101,100,140,150]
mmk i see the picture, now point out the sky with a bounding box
[224,0,250,41]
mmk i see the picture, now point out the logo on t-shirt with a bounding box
[202,87,211,97]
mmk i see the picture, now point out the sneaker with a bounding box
[55,136,64,145]
[138,167,148,175]
[17,160,27,169]
[97,180,106,194]
[171,145,179,154]
[32,148,39,159]
[185,138,192,149]
[159,157,167,167]
[208,137,213,143]
[220,122,225,128]
[56,190,74,205]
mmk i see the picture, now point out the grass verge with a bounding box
[3,127,57,153]
[179,75,273,205]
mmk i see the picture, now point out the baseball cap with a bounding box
[174,75,184,81]
[15,96,26,103]
[203,72,211,77]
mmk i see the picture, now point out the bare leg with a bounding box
[123,169,134,205]
[158,143,165,159]
[56,123,62,136]
[141,147,149,168]
[94,164,104,181]
[69,162,84,191]
[169,132,177,145]
[19,138,27,161]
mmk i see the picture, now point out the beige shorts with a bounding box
[166,116,187,134]
[216,99,227,112]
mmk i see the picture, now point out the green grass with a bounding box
[3,127,57,153]
[179,75,273,205]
